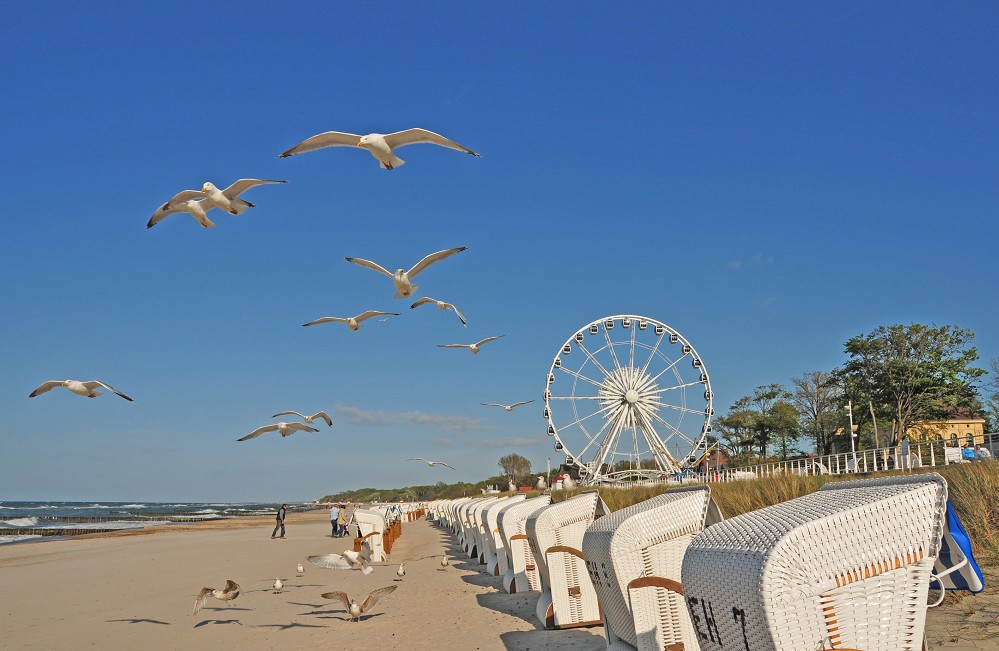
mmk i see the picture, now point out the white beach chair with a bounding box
[526,491,609,629]
[498,495,552,593]
[352,508,388,562]
[680,473,949,651]
[456,497,485,553]
[471,497,504,563]
[485,495,526,575]
[581,485,724,651]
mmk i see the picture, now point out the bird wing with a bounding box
[409,297,434,309]
[481,403,505,407]
[320,590,352,611]
[272,410,306,419]
[222,178,287,199]
[382,129,479,156]
[288,422,319,433]
[311,411,333,427]
[510,400,535,408]
[308,553,353,570]
[223,580,240,594]
[302,316,347,327]
[435,462,456,470]
[355,310,400,322]
[406,247,468,278]
[82,381,134,402]
[28,380,64,397]
[450,304,468,326]
[407,457,429,463]
[436,344,469,349]
[147,199,205,228]
[476,335,505,347]
[344,256,395,280]
[279,131,363,157]
[193,587,213,615]
[359,586,397,613]
[163,189,203,207]
[237,424,278,441]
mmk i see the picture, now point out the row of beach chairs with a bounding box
[427,473,982,651]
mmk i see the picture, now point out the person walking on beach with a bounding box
[337,504,348,538]
[272,503,288,539]
[329,503,340,537]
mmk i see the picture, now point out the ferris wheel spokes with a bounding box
[554,365,604,389]
[573,340,615,381]
[601,326,624,373]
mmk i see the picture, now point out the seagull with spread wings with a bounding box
[237,421,318,442]
[408,457,456,470]
[308,549,375,575]
[148,179,286,229]
[345,247,467,299]
[481,400,535,411]
[29,379,134,402]
[321,586,397,622]
[302,310,400,331]
[279,128,479,170]
[192,580,240,615]
[410,297,467,326]
[436,335,505,355]
[271,410,333,427]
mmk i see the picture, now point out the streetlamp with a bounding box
[846,400,857,471]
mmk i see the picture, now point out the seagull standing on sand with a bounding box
[192,580,240,615]
[396,564,405,580]
[440,553,450,570]
[280,128,479,170]
[29,380,134,402]
[308,550,374,575]
[302,311,400,331]
[273,578,283,593]
[437,335,505,355]
[237,421,319,442]
[408,458,455,470]
[272,411,333,428]
[297,563,305,576]
[481,400,535,411]
[148,179,286,229]
[410,297,467,326]
[321,586,397,622]
[345,247,468,299]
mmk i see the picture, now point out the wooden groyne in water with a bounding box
[0,527,132,537]
[14,515,229,523]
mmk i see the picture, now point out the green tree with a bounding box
[985,356,999,432]
[834,324,986,447]
[716,385,799,462]
[498,453,532,484]
[791,371,842,455]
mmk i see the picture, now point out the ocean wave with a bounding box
[118,504,147,509]
[191,509,221,515]
[0,534,43,545]
[2,517,40,527]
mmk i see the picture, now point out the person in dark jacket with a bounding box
[272,503,288,539]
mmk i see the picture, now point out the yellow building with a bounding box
[906,417,986,446]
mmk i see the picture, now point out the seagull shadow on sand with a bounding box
[254,622,327,630]
[194,618,243,628]
[107,618,171,625]
[311,612,387,622]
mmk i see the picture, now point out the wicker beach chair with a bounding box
[352,508,388,562]
[526,491,609,629]
[485,495,526,575]
[680,473,949,651]
[470,497,505,563]
[456,497,487,553]
[581,486,724,651]
[498,495,552,593]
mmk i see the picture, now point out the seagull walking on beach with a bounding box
[296,563,305,576]
[321,586,397,622]
[345,247,468,299]
[437,335,505,355]
[272,411,333,428]
[280,128,479,170]
[308,549,374,575]
[481,400,535,411]
[29,379,134,402]
[148,179,286,229]
[273,578,283,593]
[440,553,450,570]
[302,311,400,331]
[408,458,455,470]
[396,564,405,581]
[410,297,467,326]
[237,421,319,442]
[192,580,240,615]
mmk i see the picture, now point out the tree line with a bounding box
[713,323,996,465]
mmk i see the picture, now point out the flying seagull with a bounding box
[308,550,375,575]
[29,380,134,402]
[410,297,467,327]
[481,400,535,411]
[345,247,467,299]
[271,411,333,427]
[302,311,400,331]
[436,335,505,355]
[148,179,286,229]
[320,586,397,622]
[192,580,240,615]
[279,128,479,170]
[237,421,319,442]
[408,458,455,470]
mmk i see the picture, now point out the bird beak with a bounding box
[356,140,364,147]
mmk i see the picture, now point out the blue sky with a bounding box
[1,3,996,501]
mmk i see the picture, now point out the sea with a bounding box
[0,501,296,545]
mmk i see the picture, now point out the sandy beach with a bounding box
[0,510,995,650]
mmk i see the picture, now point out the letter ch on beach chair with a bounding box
[526,491,609,629]
[485,495,526,575]
[680,474,951,651]
[581,486,724,651]
[499,495,552,593]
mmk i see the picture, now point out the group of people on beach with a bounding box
[328,503,348,537]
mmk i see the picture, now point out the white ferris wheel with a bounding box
[544,315,714,484]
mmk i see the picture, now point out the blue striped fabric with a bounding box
[933,500,985,593]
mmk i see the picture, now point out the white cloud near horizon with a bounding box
[333,405,496,433]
